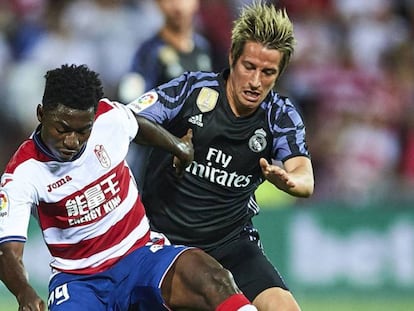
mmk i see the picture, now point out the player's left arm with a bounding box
[260,156,314,198]
[133,115,194,176]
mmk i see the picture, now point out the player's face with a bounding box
[37,104,95,162]
[226,41,282,117]
[157,0,199,31]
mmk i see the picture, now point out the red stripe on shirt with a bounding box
[47,198,146,259]
[37,162,133,230]
[53,232,150,275]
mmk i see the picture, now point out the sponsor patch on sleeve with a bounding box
[127,91,158,114]
[0,190,10,218]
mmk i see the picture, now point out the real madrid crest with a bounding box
[197,87,218,113]
[248,129,267,153]
[94,145,111,168]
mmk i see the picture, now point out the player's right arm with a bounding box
[0,241,45,310]
[1,159,45,310]
[133,116,193,176]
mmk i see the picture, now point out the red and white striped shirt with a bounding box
[0,99,150,274]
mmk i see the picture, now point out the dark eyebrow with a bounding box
[56,120,93,132]
[243,60,279,74]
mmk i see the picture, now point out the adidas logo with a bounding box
[188,114,204,127]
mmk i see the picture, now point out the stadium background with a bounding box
[1,0,414,310]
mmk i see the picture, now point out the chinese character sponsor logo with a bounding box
[248,129,267,153]
[196,87,218,113]
[65,173,121,226]
[94,145,111,168]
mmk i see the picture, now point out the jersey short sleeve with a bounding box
[269,97,310,162]
[0,169,36,244]
[99,99,139,142]
[127,72,209,125]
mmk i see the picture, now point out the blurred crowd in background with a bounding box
[0,0,413,208]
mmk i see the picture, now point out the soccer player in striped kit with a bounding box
[0,64,257,311]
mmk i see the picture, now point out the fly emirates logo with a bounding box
[65,173,121,226]
[186,147,252,188]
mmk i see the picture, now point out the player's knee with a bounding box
[208,266,239,294]
[253,287,301,311]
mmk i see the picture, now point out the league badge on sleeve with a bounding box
[127,91,158,114]
[0,190,9,218]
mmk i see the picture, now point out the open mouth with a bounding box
[244,90,261,102]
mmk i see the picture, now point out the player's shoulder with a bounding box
[160,71,219,91]
[155,71,220,108]
[96,98,118,116]
[181,70,218,81]
[95,99,133,120]
[3,139,47,175]
[95,98,138,138]
[5,140,35,174]
[264,92,297,112]
[261,92,304,123]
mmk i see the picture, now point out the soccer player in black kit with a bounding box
[128,2,314,310]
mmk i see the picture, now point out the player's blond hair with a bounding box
[230,1,296,76]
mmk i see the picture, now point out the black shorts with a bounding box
[207,226,289,302]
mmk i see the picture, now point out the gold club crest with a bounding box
[197,87,218,113]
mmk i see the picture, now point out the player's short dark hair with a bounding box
[42,64,104,112]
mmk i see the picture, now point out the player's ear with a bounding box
[228,51,233,68]
[36,104,43,123]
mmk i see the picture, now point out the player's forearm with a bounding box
[271,171,314,197]
[261,157,314,198]
[134,116,193,162]
[0,243,34,300]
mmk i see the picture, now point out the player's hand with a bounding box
[173,129,194,177]
[259,158,295,188]
[17,286,46,311]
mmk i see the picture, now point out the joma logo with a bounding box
[47,175,72,192]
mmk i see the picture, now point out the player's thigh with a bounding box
[124,246,207,311]
[162,248,238,309]
[48,279,104,311]
[209,235,288,302]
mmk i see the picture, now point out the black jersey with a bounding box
[129,70,310,251]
